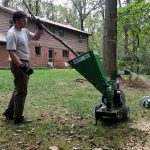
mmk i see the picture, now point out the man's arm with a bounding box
[32,18,43,41]
[9,50,22,66]
[32,29,42,41]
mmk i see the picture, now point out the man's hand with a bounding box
[35,18,43,30]
[20,63,33,75]
[26,14,33,20]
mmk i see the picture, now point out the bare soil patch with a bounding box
[125,120,150,150]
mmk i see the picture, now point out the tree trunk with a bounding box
[118,0,122,7]
[80,17,84,31]
[103,0,117,76]
[35,0,40,16]
[132,33,140,74]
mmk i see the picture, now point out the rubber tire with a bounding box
[95,104,102,111]
[121,106,129,121]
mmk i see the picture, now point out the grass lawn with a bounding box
[0,69,150,150]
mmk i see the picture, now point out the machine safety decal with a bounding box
[73,53,90,64]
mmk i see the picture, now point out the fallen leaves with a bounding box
[126,119,150,150]
[27,128,36,135]
[130,120,150,132]
[15,129,22,133]
[49,146,63,150]
[16,141,40,150]
[0,138,8,143]
[72,147,82,150]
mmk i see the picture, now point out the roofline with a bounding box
[0,5,15,13]
[0,5,90,35]
[0,33,6,43]
[39,17,90,35]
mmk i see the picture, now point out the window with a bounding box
[63,50,69,58]
[35,46,41,55]
[59,29,64,36]
[9,19,14,28]
[78,34,83,43]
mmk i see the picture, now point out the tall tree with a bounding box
[103,0,117,76]
[35,0,41,16]
[85,12,103,52]
[70,0,103,31]
[118,0,150,73]
[41,0,55,20]
[121,0,132,70]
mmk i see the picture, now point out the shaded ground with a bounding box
[76,76,150,150]
[120,75,150,150]
[119,73,150,89]
[126,120,150,150]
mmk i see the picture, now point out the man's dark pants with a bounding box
[4,60,29,120]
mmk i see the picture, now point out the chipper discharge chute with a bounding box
[68,50,129,124]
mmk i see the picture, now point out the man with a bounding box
[3,11,43,124]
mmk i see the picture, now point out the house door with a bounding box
[48,48,54,68]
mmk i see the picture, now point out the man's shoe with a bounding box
[3,112,13,120]
[14,116,25,124]
[14,116,32,124]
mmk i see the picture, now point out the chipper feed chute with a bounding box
[68,50,129,124]
[68,50,107,95]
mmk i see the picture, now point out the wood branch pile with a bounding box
[120,72,150,89]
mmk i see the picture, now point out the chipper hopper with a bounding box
[68,50,129,124]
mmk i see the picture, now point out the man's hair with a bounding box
[13,11,27,23]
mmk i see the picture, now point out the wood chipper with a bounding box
[23,0,129,125]
[68,50,130,124]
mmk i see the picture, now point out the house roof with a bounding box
[39,18,90,35]
[0,5,15,13]
[0,5,90,35]
[0,33,6,43]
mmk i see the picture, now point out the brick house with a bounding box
[0,6,90,68]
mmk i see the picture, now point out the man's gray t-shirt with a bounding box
[6,26,34,60]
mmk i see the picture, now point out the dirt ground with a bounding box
[121,75,150,150]
[126,120,150,150]
[119,73,150,89]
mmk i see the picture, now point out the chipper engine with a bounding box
[68,50,129,124]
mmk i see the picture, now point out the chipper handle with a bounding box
[23,0,79,57]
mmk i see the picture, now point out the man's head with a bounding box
[13,11,27,23]
[13,11,27,29]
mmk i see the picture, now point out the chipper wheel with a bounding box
[95,104,102,125]
[120,106,130,121]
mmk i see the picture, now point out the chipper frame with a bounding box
[68,50,129,124]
